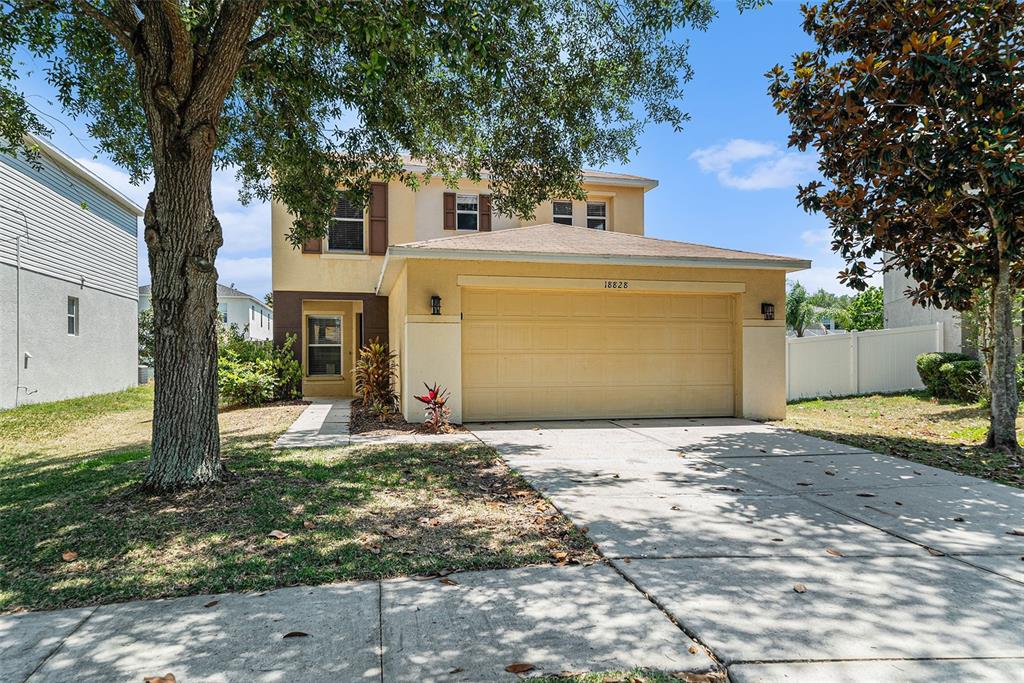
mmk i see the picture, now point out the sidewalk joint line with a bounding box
[23,605,97,683]
[377,580,385,683]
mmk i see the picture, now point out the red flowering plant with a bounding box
[413,382,451,433]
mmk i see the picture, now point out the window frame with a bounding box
[586,201,607,230]
[552,200,573,225]
[217,303,228,323]
[306,314,344,377]
[326,193,367,253]
[456,193,479,231]
[67,296,79,336]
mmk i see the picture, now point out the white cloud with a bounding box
[689,138,818,191]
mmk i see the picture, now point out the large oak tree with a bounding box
[0,1,759,489]
[769,0,1024,452]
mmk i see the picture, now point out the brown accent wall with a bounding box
[273,290,389,363]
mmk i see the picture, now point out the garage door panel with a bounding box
[463,289,498,316]
[463,289,736,421]
[701,324,734,353]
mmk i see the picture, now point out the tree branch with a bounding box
[155,0,194,97]
[69,0,134,53]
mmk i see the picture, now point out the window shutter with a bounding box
[443,192,456,230]
[369,182,388,254]
[479,194,492,232]
[301,237,322,254]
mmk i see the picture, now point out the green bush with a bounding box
[219,355,277,406]
[938,359,983,403]
[916,352,973,398]
[217,326,302,406]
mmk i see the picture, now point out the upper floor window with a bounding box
[456,194,478,230]
[67,296,79,336]
[328,194,365,251]
[586,201,607,230]
[552,201,573,225]
[218,303,228,323]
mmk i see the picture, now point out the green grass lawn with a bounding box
[0,386,594,613]
[776,392,1024,488]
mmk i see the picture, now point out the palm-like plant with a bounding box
[352,338,398,413]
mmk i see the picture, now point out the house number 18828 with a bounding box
[603,280,629,289]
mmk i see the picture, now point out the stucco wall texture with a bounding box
[1,264,137,409]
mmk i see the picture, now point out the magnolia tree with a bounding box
[769,1,1024,452]
[0,1,760,489]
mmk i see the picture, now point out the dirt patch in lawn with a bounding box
[349,399,468,436]
[775,392,1024,488]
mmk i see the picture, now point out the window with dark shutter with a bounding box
[328,195,365,251]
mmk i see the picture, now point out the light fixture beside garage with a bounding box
[430,295,442,316]
[761,302,775,321]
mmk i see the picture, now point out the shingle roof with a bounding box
[139,283,266,303]
[399,157,657,189]
[393,223,809,268]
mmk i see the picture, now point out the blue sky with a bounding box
[17,0,860,299]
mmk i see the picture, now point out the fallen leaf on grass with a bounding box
[825,547,845,557]
[505,663,535,673]
[793,583,807,593]
[268,530,290,540]
[283,631,310,639]
[61,551,78,562]
[303,520,316,530]
[203,600,219,608]
[551,551,568,561]
[144,675,176,683]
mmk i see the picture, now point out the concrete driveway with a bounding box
[471,418,1024,682]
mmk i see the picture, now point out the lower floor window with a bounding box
[307,315,342,376]
[67,296,79,335]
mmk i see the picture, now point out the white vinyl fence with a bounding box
[786,322,944,401]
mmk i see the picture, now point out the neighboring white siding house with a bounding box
[0,136,143,409]
[139,283,273,341]
[883,269,963,353]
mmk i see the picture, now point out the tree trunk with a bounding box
[143,149,225,490]
[986,255,1019,452]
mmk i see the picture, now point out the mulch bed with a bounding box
[349,399,468,436]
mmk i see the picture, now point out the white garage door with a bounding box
[461,288,737,421]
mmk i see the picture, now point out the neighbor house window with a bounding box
[587,201,607,230]
[552,200,573,225]
[218,303,228,323]
[67,296,79,336]
[328,194,365,251]
[307,315,342,376]
[456,194,479,230]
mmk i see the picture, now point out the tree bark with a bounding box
[143,149,225,490]
[986,254,1019,452]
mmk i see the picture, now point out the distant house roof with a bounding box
[139,283,268,307]
[378,223,811,292]
[26,134,144,217]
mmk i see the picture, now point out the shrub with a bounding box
[353,338,398,412]
[216,327,302,406]
[938,360,983,403]
[218,355,276,406]
[413,382,451,433]
[916,352,973,398]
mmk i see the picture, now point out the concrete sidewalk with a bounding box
[473,418,1024,682]
[2,564,715,682]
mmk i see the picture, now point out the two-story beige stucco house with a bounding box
[272,163,810,424]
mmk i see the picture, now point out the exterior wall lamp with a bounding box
[761,302,775,321]
[430,295,442,316]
